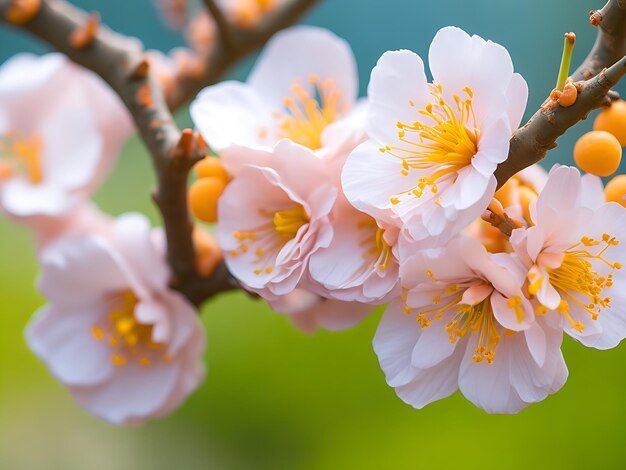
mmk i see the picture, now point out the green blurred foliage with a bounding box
[2,1,626,469]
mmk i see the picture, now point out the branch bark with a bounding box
[0,0,316,306]
[495,0,626,188]
[167,0,318,109]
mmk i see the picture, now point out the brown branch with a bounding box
[201,0,235,48]
[573,0,626,81]
[168,0,318,110]
[496,0,626,188]
[0,0,242,306]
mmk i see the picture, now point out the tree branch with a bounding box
[573,0,626,81]
[0,0,246,306]
[495,0,626,188]
[167,0,318,109]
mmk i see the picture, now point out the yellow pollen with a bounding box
[546,234,620,330]
[413,281,501,363]
[0,131,44,184]
[233,205,310,276]
[381,84,479,205]
[273,75,345,150]
[357,218,393,273]
[506,296,525,323]
[111,355,126,366]
[273,204,309,238]
[93,291,169,368]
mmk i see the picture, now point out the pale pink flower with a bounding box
[216,140,336,299]
[26,213,205,425]
[309,196,400,304]
[31,203,113,254]
[342,26,528,246]
[190,25,361,157]
[374,236,567,413]
[269,289,373,333]
[510,165,626,349]
[0,53,132,220]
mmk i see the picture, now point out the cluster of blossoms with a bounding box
[4,20,626,424]
[190,26,626,413]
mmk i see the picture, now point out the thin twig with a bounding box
[495,0,626,188]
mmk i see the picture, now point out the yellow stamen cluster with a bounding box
[273,75,344,150]
[545,234,621,331]
[380,84,478,204]
[231,204,310,275]
[357,217,393,272]
[404,269,528,365]
[0,131,43,184]
[91,291,170,367]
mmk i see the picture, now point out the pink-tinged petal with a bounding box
[410,320,458,369]
[491,252,528,286]
[135,300,171,345]
[112,213,170,294]
[506,73,529,130]
[269,289,320,314]
[458,335,526,414]
[1,180,73,217]
[164,292,204,357]
[491,292,534,331]
[37,236,127,304]
[428,27,476,97]
[342,140,413,218]
[25,304,113,387]
[248,26,358,111]
[537,251,564,270]
[536,266,562,310]
[0,53,64,97]
[536,166,582,224]
[519,164,548,193]
[373,300,422,387]
[395,344,465,409]
[309,208,398,303]
[524,321,547,367]
[72,361,180,425]
[366,50,430,146]
[270,140,331,200]
[40,108,102,190]
[461,284,494,306]
[288,297,373,333]
[580,173,606,209]
[583,292,626,350]
[474,117,512,170]
[190,81,275,151]
[454,167,491,209]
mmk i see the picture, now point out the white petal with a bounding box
[248,26,358,110]
[190,81,275,151]
[365,49,429,146]
[373,300,421,387]
[25,304,113,387]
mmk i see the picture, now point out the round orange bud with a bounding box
[594,100,626,146]
[194,156,229,181]
[573,130,622,177]
[192,227,223,277]
[605,174,626,207]
[188,177,227,223]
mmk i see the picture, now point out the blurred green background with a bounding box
[2,1,626,469]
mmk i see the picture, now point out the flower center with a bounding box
[358,217,392,272]
[231,203,310,275]
[379,84,478,204]
[269,75,344,150]
[538,234,622,331]
[404,271,525,364]
[91,291,169,367]
[0,131,43,184]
